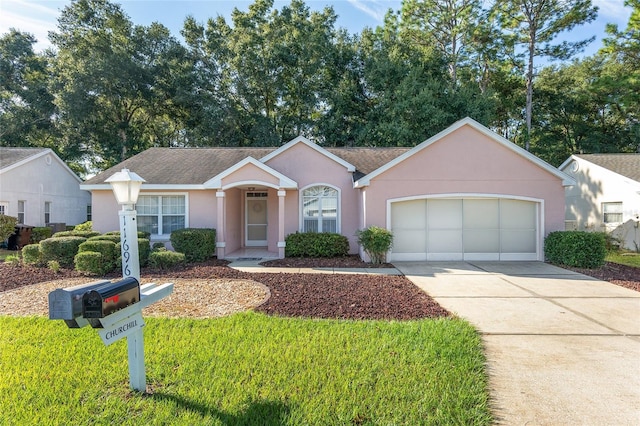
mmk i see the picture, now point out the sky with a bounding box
[0,0,634,58]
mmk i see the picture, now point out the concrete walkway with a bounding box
[228,258,402,275]
[395,261,640,425]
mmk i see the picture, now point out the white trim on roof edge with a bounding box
[260,136,356,172]
[559,154,640,188]
[354,117,576,188]
[203,156,297,189]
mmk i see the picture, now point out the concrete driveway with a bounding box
[395,261,640,425]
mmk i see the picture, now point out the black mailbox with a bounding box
[49,280,111,328]
[82,277,141,324]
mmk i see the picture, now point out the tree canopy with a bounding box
[0,0,636,176]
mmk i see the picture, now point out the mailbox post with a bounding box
[105,168,147,391]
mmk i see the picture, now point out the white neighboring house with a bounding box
[0,148,91,227]
[559,154,640,251]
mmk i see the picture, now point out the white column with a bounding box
[278,190,286,259]
[216,190,226,259]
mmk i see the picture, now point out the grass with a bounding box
[0,249,14,261]
[0,313,492,425]
[606,251,640,268]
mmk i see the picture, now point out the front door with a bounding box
[245,192,268,246]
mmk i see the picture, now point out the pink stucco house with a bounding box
[81,117,574,261]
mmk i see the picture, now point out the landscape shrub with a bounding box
[356,226,394,264]
[47,260,61,273]
[77,240,118,272]
[21,244,42,265]
[149,250,186,269]
[170,228,216,262]
[114,238,151,267]
[106,230,151,240]
[0,215,18,242]
[4,254,20,265]
[73,221,93,232]
[74,251,111,276]
[41,236,87,268]
[30,227,52,243]
[52,230,100,239]
[544,231,606,269]
[285,232,350,257]
[88,234,121,243]
[152,242,166,251]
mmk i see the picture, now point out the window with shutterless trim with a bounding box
[136,195,186,236]
[302,185,339,233]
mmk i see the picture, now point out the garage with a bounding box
[389,197,540,261]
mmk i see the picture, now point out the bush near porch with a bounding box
[285,232,349,257]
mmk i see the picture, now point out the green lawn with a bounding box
[606,251,640,268]
[0,313,492,425]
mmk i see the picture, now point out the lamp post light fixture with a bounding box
[106,168,145,283]
[105,168,147,391]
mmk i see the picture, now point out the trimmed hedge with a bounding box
[149,250,186,269]
[170,228,216,262]
[21,244,42,265]
[114,238,151,267]
[88,234,121,244]
[77,240,118,273]
[106,230,151,240]
[544,231,606,269]
[74,251,112,276]
[30,227,52,243]
[41,236,87,268]
[285,232,350,258]
[52,230,100,239]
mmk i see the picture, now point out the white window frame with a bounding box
[602,202,623,224]
[135,193,189,237]
[0,202,7,216]
[44,201,51,224]
[17,200,25,224]
[300,184,340,233]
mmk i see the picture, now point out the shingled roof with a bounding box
[575,154,640,182]
[0,147,49,170]
[83,146,412,185]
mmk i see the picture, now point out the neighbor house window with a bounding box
[136,195,186,236]
[87,205,92,221]
[603,202,623,224]
[0,203,6,215]
[302,185,338,233]
[44,202,51,224]
[17,200,25,223]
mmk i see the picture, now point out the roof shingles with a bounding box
[576,154,640,182]
[84,146,411,185]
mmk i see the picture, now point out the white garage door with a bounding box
[390,198,538,261]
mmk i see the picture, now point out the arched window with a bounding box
[302,185,338,233]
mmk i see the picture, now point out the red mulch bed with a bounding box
[1,258,637,320]
[0,258,447,320]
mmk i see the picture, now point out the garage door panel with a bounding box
[428,229,462,253]
[463,199,499,228]
[428,199,462,228]
[501,230,536,253]
[391,200,425,228]
[464,229,500,253]
[393,229,427,253]
[500,199,536,228]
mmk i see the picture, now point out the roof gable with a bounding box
[0,147,83,183]
[260,136,356,172]
[205,157,297,189]
[355,117,575,187]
